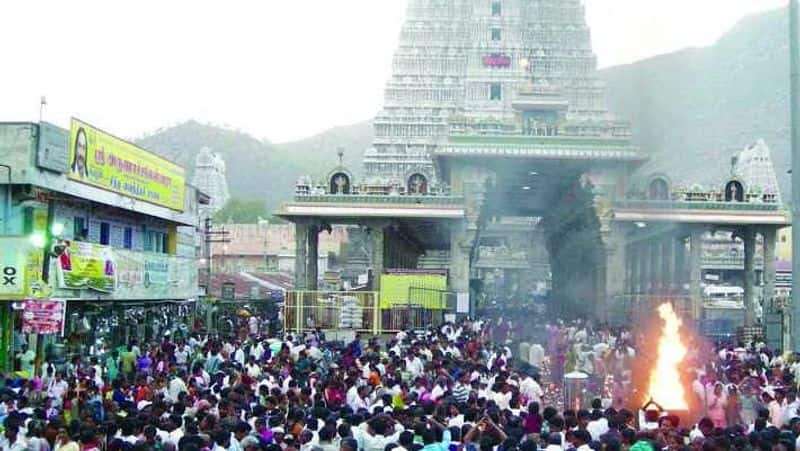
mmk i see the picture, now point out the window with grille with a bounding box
[100,222,110,245]
[491,1,501,16]
[123,227,133,249]
[492,28,501,41]
[490,83,502,100]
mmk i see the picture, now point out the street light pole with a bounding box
[790,0,800,351]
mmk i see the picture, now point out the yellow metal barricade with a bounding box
[284,291,380,335]
[283,290,446,335]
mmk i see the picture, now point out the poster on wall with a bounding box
[67,118,186,211]
[22,299,65,335]
[56,240,116,293]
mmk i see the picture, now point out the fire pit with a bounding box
[639,303,692,427]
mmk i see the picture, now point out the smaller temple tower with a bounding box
[193,147,231,219]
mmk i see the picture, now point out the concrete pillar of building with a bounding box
[624,244,633,295]
[294,222,309,290]
[762,227,778,310]
[630,243,640,295]
[674,235,686,293]
[743,226,757,327]
[600,223,626,323]
[450,220,472,313]
[761,226,783,348]
[640,241,651,296]
[689,227,704,321]
[651,238,663,295]
[370,223,386,291]
[307,225,319,291]
[662,237,675,294]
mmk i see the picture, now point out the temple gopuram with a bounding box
[277,0,790,344]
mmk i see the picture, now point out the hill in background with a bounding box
[136,120,372,213]
[599,7,791,197]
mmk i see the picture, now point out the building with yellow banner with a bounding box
[0,119,207,372]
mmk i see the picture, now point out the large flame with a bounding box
[647,303,689,410]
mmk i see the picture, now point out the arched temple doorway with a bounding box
[648,178,670,200]
[724,180,744,202]
[330,172,351,194]
[407,173,428,194]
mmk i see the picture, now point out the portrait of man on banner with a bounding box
[70,126,88,178]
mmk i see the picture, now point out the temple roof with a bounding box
[732,139,781,200]
[630,139,784,198]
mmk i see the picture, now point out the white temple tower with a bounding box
[193,147,231,218]
[364,0,616,184]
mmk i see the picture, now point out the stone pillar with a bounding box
[599,223,626,322]
[743,227,757,327]
[762,227,777,312]
[450,220,471,313]
[630,243,640,295]
[307,225,319,291]
[689,227,704,321]
[651,238,663,294]
[624,244,634,295]
[640,241,651,295]
[662,237,674,294]
[294,222,309,290]
[674,235,686,293]
[370,223,386,291]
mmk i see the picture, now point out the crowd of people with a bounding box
[2,315,800,451]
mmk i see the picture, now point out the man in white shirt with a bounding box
[493,385,512,411]
[0,424,27,451]
[586,412,609,441]
[246,358,262,379]
[233,344,246,367]
[347,384,370,412]
[520,374,544,406]
[168,371,189,402]
[353,417,404,451]
[48,372,69,401]
[430,378,448,402]
[174,343,191,368]
[250,341,265,361]
[406,354,424,378]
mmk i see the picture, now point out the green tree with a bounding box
[213,199,269,224]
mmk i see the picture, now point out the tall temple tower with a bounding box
[364,0,620,185]
[193,147,231,219]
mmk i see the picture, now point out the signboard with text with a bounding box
[56,240,116,293]
[112,250,197,300]
[22,299,65,335]
[68,118,186,211]
[0,238,33,299]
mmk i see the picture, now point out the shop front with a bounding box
[0,236,199,372]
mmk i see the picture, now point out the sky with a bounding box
[0,0,788,143]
